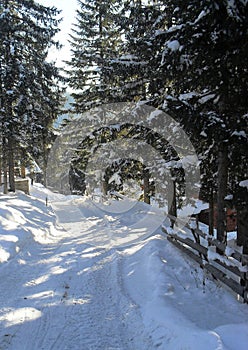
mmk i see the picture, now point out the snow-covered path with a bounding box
[0,195,153,349]
[0,185,248,350]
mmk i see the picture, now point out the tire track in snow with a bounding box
[0,198,154,349]
[33,249,149,350]
[40,198,153,350]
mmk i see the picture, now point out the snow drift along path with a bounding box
[0,184,248,350]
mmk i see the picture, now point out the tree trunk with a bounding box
[21,165,26,178]
[168,180,177,228]
[3,165,8,194]
[168,180,177,218]
[209,188,214,236]
[236,187,248,254]
[0,155,2,186]
[43,143,49,187]
[216,142,228,250]
[143,168,150,204]
[237,207,248,254]
[8,137,15,192]
[20,148,26,179]
[102,173,108,197]
[2,137,8,194]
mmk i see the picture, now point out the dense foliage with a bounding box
[67,0,247,247]
[0,0,64,191]
[1,0,247,250]
[66,0,124,111]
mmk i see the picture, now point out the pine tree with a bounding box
[112,0,165,102]
[21,61,66,186]
[0,0,63,192]
[67,0,123,113]
[150,0,248,245]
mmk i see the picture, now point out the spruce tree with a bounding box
[21,61,66,186]
[151,0,248,245]
[113,0,165,103]
[67,0,123,113]
[0,0,63,192]
[113,0,247,242]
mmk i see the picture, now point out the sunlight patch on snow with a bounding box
[0,234,18,243]
[27,226,49,243]
[36,255,63,265]
[25,290,54,300]
[0,235,18,262]
[0,307,42,327]
[0,247,10,263]
[0,206,27,227]
[82,246,104,254]
[0,234,20,262]
[0,215,23,231]
[49,266,68,275]
[81,250,105,259]
[77,267,91,275]
[120,236,157,257]
[18,259,27,265]
[25,274,50,287]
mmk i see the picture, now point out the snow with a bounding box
[239,179,248,188]
[178,199,209,217]
[231,130,247,138]
[166,40,181,52]
[198,94,216,104]
[109,172,122,185]
[147,109,162,122]
[0,184,248,350]
[179,91,199,101]
[194,10,209,24]
[226,0,243,19]
[111,54,147,67]
[167,24,184,33]
[162,40,182,65]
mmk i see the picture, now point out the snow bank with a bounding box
[0,188,64,264]
[122,236,248,349]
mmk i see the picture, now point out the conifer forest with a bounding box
[0,1,247,252]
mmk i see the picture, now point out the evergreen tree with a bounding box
[67,0,123,113]
[113,0,247,244]
[113,0,165,102]
[21,61,66,186]
[151,0,248,245]
[65,0,247,249]
[0,0,63,192]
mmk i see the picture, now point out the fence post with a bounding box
[242,272,248,303]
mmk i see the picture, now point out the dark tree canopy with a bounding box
[0,0,65,190]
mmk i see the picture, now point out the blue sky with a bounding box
[38,0,78,66]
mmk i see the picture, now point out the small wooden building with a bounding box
[15,178,30,195]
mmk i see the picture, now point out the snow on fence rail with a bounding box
[162,215,248,303]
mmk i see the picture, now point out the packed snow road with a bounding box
[0,184,248,350]
[0,193,154,350]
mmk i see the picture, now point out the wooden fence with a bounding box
[162,215,248,303]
